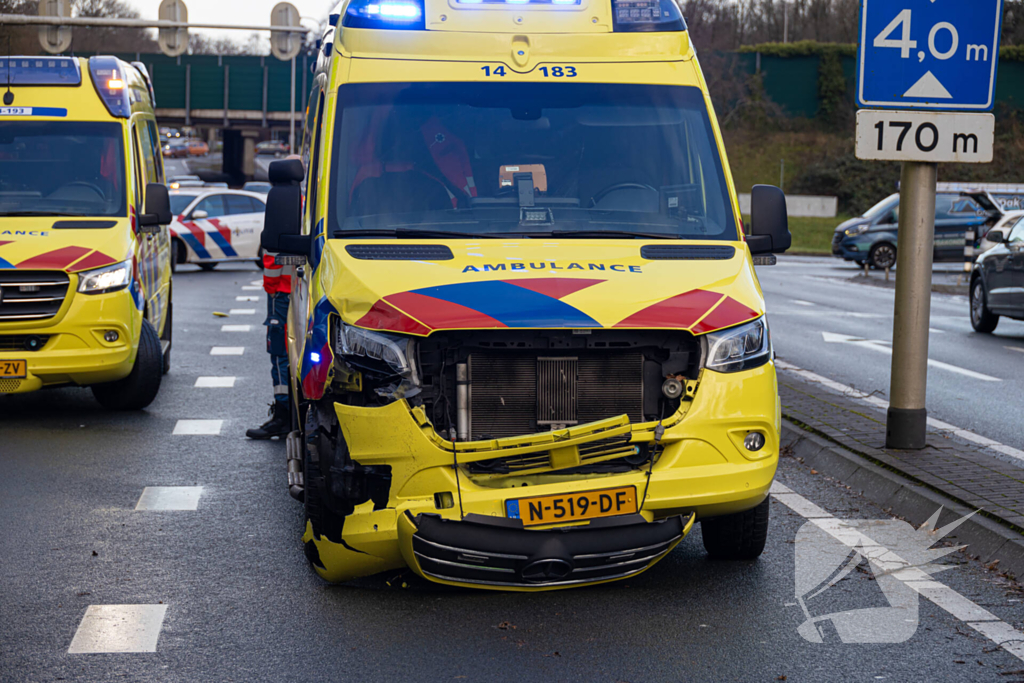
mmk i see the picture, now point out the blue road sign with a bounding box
[858,0,1004,111]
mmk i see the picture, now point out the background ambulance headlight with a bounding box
[704,317,772,373]
[343,0,425,29]
[78,260,133,295]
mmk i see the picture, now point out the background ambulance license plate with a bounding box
[0,360,27,378]
[506,486,637,527]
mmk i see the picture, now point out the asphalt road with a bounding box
[6,263,1024,681]
[758,255,1024,451]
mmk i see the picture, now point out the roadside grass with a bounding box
[744,215,848,255]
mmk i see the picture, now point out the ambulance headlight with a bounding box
[78,260,133,295]
[343,0,425,29]
[612,0,686,32]
[703,317,772,373]
[334,323,416,378]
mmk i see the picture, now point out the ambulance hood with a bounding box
[319,239,765,336]
[0,218,132,272]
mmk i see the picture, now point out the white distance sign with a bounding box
[855,110,994,163]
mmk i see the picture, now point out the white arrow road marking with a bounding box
[771,481,1024,662]
[68,605,168,654]
[775,360,1024,462]
[821,332,1000,382]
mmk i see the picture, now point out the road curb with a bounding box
[781,420,1024,579]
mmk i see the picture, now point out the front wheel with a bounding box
[971,278,1000,334]
[868,243,897,270]
[91,319,163,410]
[701,497,770,560]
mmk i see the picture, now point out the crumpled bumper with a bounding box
[399,511,695,591]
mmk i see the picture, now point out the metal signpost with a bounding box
[856,0,1004,449]
[37,0,71,54]
[270,2,302,153]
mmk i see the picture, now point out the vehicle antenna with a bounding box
[3,36,13,106]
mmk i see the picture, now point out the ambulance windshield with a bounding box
[329,82,738,240]
[0,121,127,219]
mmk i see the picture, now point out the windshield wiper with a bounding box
[544,229,683,240]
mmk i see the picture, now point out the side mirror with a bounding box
[138,182,172,234]
[747,185,792,255]
[261,159,309,255]
[192,209,209,220]
[986,229,1006,244]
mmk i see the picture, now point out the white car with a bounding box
[169,189,267,272]
[979,210,1024,255]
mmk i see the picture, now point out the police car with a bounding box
[168,188,267,271]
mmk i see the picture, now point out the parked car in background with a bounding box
[186,139,209,157]
[163,141,189,158]
[832,191,1006,269]
[970,215,1024,333]
[978,210,1024,254]
[242,181,272,194]
[168,188,267,271]
[256,140,289,156]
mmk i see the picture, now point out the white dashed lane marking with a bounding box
[250,279,261,285]
[195,376,236,388]
[791,300,816,306]
[771,481,1024,662]
[172,420,223,436]
[210,347,244,356]
[68,605,168,654]
[135,487,203,511]
[229,308,256,315]
[221,324,252,332]
[236,295,260,302]
[241,285,262,291]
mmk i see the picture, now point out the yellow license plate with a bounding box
[0,359,27,378]
[507,486,638,527]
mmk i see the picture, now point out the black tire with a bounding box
[868,242,897,270]
[198,262,217,272]
[701,497,770,560]
[91,319,163,410]
[161,301,173,375]
[970,277,1000,334]
[171,238,186,274]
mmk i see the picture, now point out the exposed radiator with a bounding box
[468,352,644,439]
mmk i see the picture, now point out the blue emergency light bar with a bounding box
[337,0,685,31]
[0,57,81,86]
[88,57,132,119]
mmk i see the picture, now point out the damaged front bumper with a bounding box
[303,363,780,590]
[401,511,694,590]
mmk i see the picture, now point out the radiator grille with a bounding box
[469,352,644,439]
[0,271,70,322]
[537,357,577,426]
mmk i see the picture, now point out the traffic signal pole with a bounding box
[886,161,937,450]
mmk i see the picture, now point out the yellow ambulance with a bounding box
[262,0,792,590]
[0,57,173,409]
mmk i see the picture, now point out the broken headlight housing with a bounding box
[703,316,771,373]
[333,322,420,398]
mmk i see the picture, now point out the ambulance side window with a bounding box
[131,125,144,216]
[144,120,164,185]
[306,90,326,230]
[137,124,159,188]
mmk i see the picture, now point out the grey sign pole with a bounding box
[886,161,937,449]
[289,56,296,153]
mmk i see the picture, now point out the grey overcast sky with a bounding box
[129,0,335,39]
